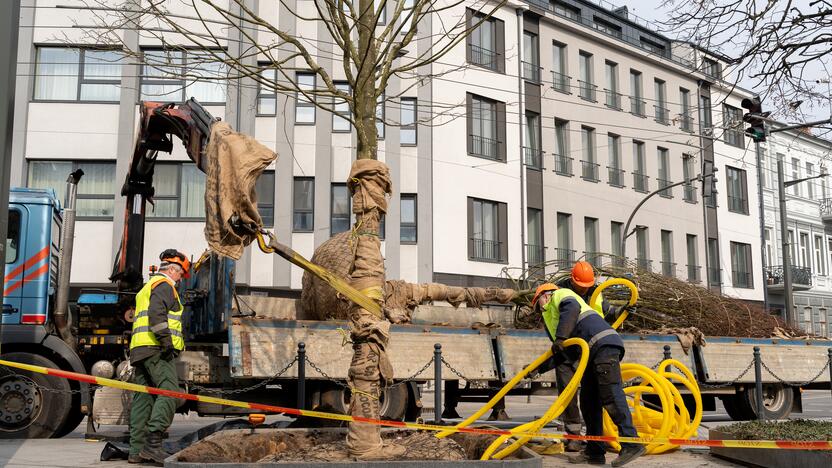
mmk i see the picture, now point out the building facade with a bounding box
[9,0,769,304]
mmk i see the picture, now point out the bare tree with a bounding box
[662,0,832,119]
[74,0,505,457]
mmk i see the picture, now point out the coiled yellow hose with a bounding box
[436,278,702,460]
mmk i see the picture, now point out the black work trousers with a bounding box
[556,360,583,435]
[579,345,638,456]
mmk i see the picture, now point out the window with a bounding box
[141,50,226,103]
[828,237,832,276]
[401,194,417,243]
[6,210,20,264]
[636,227,649,269]
[726,166,748,214]
[640,36,667,54]
[294,72,316,124]
[527,209,544,265]
[764,229,773,268]
[293,177,314,232]
[552,42,569,93]
[331,184,351,236]
[654,79,668,124]
[400,98,417,145]
[375,0,386,25]
[661,230,674,277]
[604,61,620,109]
[556,212,573,265]
[791,158,801,197]
[611,221,623,264]
[333,82,351,132]
[683,154,696,202]
[255,171,275,226]
[820,309,828,337]
[730,241,753,288]
[578,52,595,101]
[468,93,502,160]
[708,238,720,284]
[803,307,813,335]
[629,69,644,116]
[607,133,623,186]
[686,234,699,282]
[679,88,693,132]
[789,230,796,265]
[806,162,815,199]
[257,68,276,115]
[522,31,540,82]
[581,126,598,181]
[554,119,570,175]
[723,105,744,147]
[553,0,581,20]
[376,94,385,139]
[700,95,713,132]
[35,47,122,102]
[593,16,622,37]
[143,164,205,219]
[702,57,721,78]
[467,8,504,72]
[657,147,671,197]
[468,197,507,262]
[28,161,116,218]
[524,111,542,169]
[815,235,825,276]
[584,217,598,264]
[800,232,810,268]
[633,141,647,192]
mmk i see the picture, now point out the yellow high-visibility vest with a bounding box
[541,288,602,341]
[129,275,184,351]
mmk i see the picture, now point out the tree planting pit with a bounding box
[710,420,832,468]
[167,428,541,467]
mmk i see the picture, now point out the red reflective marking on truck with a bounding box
[20,314,46,324]
[4,263,49,295]
[4,247,49,286]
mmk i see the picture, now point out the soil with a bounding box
[717,419,832,442]
[174,429,483,463]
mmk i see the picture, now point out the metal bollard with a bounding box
[828,348,832,402]
[753,346,765,420]
[297,342,306,410]
[663,345,672,361]
[434,343,443,424]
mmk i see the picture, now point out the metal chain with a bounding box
[387,358,435,388]
[440,357,503,391]
[759,358,830,387]
[699,359,756,389]
[302,356,354,392]
[189,356,298,395]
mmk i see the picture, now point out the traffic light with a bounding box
[741,97,770,143]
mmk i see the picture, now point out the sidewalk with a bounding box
[540,449,742,467]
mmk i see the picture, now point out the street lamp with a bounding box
[776,158,828,326]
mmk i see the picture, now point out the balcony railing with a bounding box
[708,267,722,285]
[522,61,542,84]
[553,154,573,176]
[607,166,625,187]
[732,271,753,289]
[636,258,653,271]
[470,134,499,160]
[765,265,812,290]
[552,248,576,268]
[523,146,543,170]
[684,184,697,203]
[633,171,649,193]
[468,45,500,70]
[604,89,622,110]
[578,80,597,102]
[470,238,504,262]
[552,71,571,94]
[654,105,670,125]
[661,261,677,278]
[686,264,701,283]
[630,96,646,117]
[581,160,600,181]
[658,178,673,198]
[820,198,832,223]
[680,114,694,133]
[727,195,748,214]
[525,244,546,266]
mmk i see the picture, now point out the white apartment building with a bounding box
[9,0,766,303]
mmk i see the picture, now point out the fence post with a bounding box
[297,342,306,410]
[827,348,832,402]
[434,343,443,423]
[663,345,672,361]
[753,346,765,421]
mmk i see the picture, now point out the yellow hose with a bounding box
[589,277,638,330]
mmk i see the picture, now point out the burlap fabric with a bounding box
[203,121,277,259]
[384,280,516,323]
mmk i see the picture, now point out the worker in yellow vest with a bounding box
[530,283,644,467]
[128,249,190,465]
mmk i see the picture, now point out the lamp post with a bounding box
[777,157,828,326]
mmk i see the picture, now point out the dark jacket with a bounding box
[130,276,178,363]
[555,278,619,322]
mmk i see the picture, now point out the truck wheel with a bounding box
[742,384,793,420]
[52,403,85,438]
[318,383,409,420]
[0,352,72,438]
[719,395,751,421]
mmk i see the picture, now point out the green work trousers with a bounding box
[128,352,179,456]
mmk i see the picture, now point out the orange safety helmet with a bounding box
[160,249,191,279]
[571,261,596,288]
[531,283,558,308]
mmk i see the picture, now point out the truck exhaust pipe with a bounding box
[54,169,84,348]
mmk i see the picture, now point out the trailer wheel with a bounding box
[318,383,409,420]
[719,395,751,421]
[0,352,72,438]
[741,384,793,420]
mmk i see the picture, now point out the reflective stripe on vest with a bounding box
[587,328,617,348]
[130,275,185,351]
[542,288,600,340]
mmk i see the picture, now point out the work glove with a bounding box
[159,336,176,360]
[615,304,637,318]
[551,338,566,356]
[525,365,540,380]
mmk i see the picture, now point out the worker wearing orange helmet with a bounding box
[528,283,644,467]
[552,261,635,452]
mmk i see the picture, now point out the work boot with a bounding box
[138,431,168,466]
[353,442,407,461]
[611,444,646,467]
[564,438,585,452]
[127,453,145,464]
[568,451,606,465]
